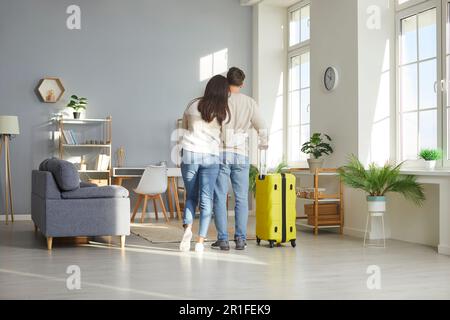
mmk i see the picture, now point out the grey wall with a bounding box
[0,0,253,215]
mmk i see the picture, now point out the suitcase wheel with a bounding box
[269,240,275,248]
[256,237,261,245]
[291,240,296,248]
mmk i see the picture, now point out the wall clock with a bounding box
[324,67,339,91]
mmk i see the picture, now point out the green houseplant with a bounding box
[301,133,333,173]
[419,149,442,170]
[67,95,88,119]
[249,162,288,198]
[338,154,425,215]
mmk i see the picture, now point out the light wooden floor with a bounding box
[1,220,450,299]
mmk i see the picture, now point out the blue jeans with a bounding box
[213,152,250,241]
[181,150,220,238]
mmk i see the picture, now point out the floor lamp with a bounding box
[0,116,20,224]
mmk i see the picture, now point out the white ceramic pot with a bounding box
[307,158,324,173]
[425,160,437,170]
[367,196,386,215]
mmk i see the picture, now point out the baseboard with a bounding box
[438,244,450,256]
[343,226,365,239]
[0,214,31,221]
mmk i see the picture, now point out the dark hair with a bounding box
[195,75,230,125]
[227,67,246,87]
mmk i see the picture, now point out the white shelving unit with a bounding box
[54,116,112,185]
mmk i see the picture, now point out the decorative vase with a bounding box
[73,112,81,119]
[425,160,436,170]
[307,158,324,173]
[116,147,125,167]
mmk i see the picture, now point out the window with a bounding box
[289,4,310,47]
[287,1,310,164]
[398,5,439,161]
[288,52,310,162]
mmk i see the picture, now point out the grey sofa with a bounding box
[32,158,130,250]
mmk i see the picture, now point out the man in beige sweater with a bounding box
[212,67,268,251]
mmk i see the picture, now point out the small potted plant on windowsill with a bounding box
[419,149,442,170]
[67,95,87,119]
[301,133,333,173]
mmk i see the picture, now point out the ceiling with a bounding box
[262,0,300,7]
[240,0,299,7]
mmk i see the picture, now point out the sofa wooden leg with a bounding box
[47,237,53,250]
[120,235,126,249]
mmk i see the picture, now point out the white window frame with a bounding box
[396,0,431,12]
[395,0,444,167]
[287,0,311,166]
[441,0,450,166]
[288,1,311,51]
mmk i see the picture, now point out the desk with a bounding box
[112,167,182,220]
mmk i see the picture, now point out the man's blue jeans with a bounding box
[213,152,250,241]
[181,150,220,238]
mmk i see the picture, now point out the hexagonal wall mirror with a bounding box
[37,78,65,103]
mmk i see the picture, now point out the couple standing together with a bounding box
[179,67,268,253]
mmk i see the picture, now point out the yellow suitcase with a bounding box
[255,173,297,248]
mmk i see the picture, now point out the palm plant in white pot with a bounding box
[338,155,425,216]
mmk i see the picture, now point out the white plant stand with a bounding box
[364,211,386,248]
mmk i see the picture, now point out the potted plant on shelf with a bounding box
[67,95,88,119]
[338,154,425,220]
[419,149,442,170]
[301,133,333,173]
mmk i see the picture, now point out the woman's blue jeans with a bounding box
[181,150,220,238]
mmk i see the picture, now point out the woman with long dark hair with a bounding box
[179,75,231,252]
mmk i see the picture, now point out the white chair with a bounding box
[131,165,169,223]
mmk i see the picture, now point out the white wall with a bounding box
[310,0,359,167]
[388,184,439,246]
[358,0,395,166]
[253,2,287,168]
[308,0,360,235]
[342,0,396,239]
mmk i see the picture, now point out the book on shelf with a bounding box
[95,154,110,171]
[69,130,78,144]
[62,130,74,144]
[61,129,78,145]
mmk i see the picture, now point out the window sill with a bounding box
[401,169,450,176]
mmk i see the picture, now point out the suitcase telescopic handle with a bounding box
[258,148,267,179]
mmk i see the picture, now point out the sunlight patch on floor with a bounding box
[83,241,268,266]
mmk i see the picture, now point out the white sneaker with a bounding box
[179,227,192,252]
[194,242,204,253]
